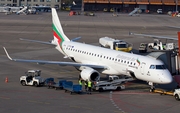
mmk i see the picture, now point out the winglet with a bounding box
[3,47,13,60]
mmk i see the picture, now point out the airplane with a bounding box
[129,32,179,51]
[166,26,180,29]
[129,25,180,41]
[129,32,178,40]
[3,8,173,91]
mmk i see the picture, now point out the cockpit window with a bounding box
[156,65,166,69]
[149,65,166,69]
[150,65,155,69]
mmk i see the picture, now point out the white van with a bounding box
[157,9,162,14]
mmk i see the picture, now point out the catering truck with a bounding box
[99,37,132,52]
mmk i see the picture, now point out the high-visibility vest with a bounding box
[88,81,92,87]
[79,80,82,85]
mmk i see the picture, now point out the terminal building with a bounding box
[84,0,180,13]
[0,0,180,13]
[0,0,60,8]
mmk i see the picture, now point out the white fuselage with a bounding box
[58,41,172,84]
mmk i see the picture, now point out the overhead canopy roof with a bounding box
[147,51,166,59]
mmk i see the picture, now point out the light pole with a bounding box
[176,0,178,12]
[81,0,84,12]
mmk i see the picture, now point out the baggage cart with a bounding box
[63,81,82,94]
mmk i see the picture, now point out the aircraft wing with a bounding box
[167,26,180,29]
[3,47,107,69]
[130,32,178,40]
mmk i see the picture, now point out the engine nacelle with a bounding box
[80,68,100,81]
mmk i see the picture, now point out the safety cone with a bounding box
[5,77,8,83]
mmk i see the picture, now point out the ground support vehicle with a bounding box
[139,43,148,53]
[47,79,67,90]
[157,9,162,14]
[174,89,180,101]
[84,12,95,16]
[93,75,133,92]
[99,37,132,52]
[152,88,180,101]
[148,39,175,50]
[93,84,125,92]
[176,13,180,17]
[20,70,44,87]
[63,81,82,94]
[27,7,37,14]
[152,89,174,96]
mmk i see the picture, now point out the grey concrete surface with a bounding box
[0,12,180,113]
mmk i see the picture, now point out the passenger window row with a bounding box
[66,47,136,66]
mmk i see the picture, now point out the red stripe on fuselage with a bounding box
[53,31,62,44]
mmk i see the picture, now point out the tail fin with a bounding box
[51,8,70,54]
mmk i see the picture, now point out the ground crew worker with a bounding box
[84,80,88,92]
[78,78,82,86]
[88,81,92,94]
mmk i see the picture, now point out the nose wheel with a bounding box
[149,82,155,92]
[150,87,155,92]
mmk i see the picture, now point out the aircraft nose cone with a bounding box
[164,74,173,84]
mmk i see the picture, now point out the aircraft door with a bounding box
[140,62,146,75]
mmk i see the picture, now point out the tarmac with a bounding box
[0,11,180,113]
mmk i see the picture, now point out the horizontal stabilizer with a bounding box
[71,37,81,42]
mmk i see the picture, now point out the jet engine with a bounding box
[80,68,100,81]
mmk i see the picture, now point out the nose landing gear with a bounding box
[149,82,155,92]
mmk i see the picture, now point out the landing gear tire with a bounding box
[99,88,103,92]
[21,81,26,86]
[34,82,38,87]
[175,94,180,101]
[149,45,153,49]
[116,87,121,91]
[150,88,155,93]
[149,82,155,93]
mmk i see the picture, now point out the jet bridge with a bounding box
[147,50,177,75]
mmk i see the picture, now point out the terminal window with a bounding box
[13,0,17,2]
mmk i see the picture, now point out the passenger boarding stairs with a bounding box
[16,6,28,15]
[128,8,140,16]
